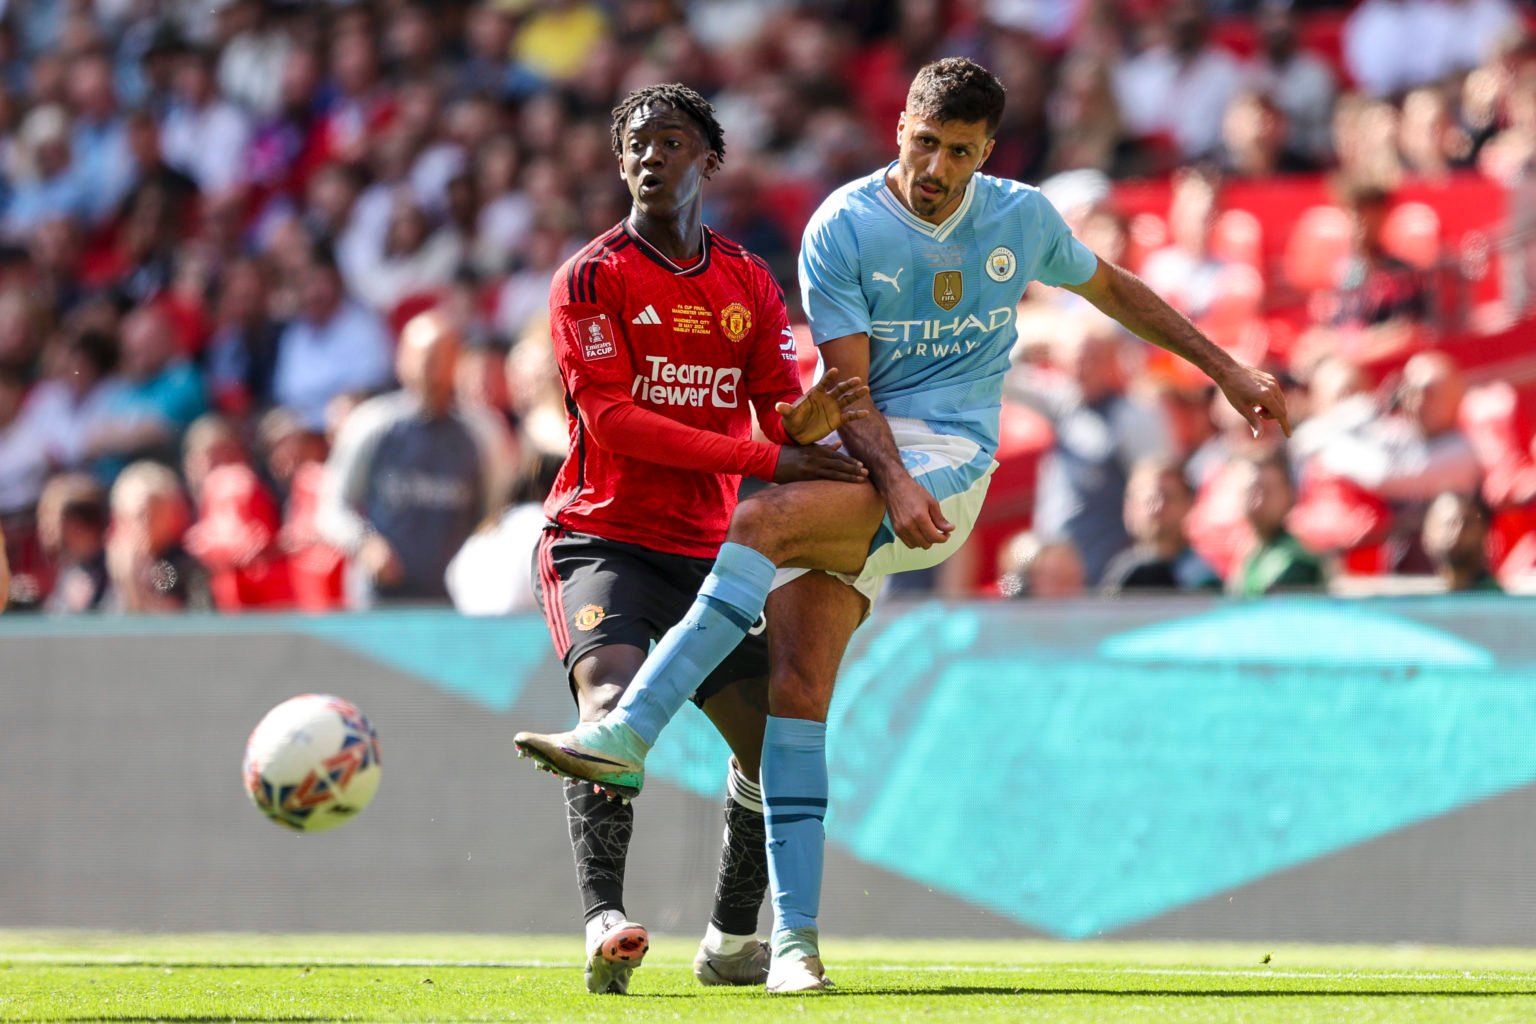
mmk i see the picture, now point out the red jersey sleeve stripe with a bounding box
[565,223,627,303]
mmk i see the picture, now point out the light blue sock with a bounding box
[762,715,828,942]
[611,542,776,746]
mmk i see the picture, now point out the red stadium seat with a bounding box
[1282,205,1352,294]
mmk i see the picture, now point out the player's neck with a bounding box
[628,207,705,263]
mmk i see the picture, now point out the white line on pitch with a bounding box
[3,955,1534,982]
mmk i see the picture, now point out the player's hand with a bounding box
[773,443,869,484]
[887,477,954,550]
[359,533,405,586]
[777,368,871,445]
[1215,363,1291,438]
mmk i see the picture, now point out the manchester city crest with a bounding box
[986,246,1017,282]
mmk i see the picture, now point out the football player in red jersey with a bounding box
[531,84,868,995]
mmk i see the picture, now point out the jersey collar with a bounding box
[623,219,713,276]
[875,163,977,243]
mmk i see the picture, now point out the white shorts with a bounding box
[773,417,998,607]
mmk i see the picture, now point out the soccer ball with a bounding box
[243,694,383,832]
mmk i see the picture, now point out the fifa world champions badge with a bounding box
[578,315,617,361]
[719,302,752,343]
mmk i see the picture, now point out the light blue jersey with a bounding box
[798,164,1098,455]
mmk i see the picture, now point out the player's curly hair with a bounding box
[609,83,726,163]
[907,57,1007,137]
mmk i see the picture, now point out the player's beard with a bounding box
[911,177,948,216]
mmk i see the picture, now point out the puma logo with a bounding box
[871,268,904,293]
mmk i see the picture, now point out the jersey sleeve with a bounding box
[744,256,803,446]
[1029,191,1099,288]
[798,201,871,345]
[547,270,782,481]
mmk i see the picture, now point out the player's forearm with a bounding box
[837,401,911,496]
[1080,262,1241,384]
[585,396,779,480]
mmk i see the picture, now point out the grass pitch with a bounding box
[5,932,1536,1023]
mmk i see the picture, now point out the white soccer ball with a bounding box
[243,694,383,832]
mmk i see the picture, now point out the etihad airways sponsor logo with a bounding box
[869,306,1014,344]
[631,355,741,408]
[870,305,1014,362]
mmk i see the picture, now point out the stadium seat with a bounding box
[1282,205,1352,294]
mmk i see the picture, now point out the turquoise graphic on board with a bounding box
[295,614,550,712]
[828,601,1536,937]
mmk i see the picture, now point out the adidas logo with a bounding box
[630,305,662,326]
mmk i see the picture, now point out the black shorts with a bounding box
[532,525,768,707]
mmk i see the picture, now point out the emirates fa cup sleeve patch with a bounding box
[578,315,617,361]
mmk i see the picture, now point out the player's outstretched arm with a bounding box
[1065,258,1292,437]
[775,368,870,445]
[820,333,954,550]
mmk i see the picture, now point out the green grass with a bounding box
[6,932,1536,1022]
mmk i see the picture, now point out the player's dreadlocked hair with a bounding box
[906,57,1007,137]
[609,83,726,164]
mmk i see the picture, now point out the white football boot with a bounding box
[584,911,649,994]
[766,927,834,994]
[693,937,771,986]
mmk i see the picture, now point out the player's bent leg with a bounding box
[516,479,885,795]
[596,480,884,769]
[693,676,772,986]
[761,574,867,994]
[728,479,889,574]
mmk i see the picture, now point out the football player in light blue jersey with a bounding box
[515,57,1291,992]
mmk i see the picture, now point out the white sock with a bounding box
[703,922,757,956]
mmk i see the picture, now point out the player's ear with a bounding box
[896,110,907,147]
[977,137,996,170]
[703,149,720,180]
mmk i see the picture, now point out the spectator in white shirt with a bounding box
[1313,352,1481,571]
[159,46,252,194]
[271,243,395,432]
[1114,0,1242,161]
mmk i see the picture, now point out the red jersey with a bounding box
[544,221,802,558]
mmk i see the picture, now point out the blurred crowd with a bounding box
[0,0,1532,615]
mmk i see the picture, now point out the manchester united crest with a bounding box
[720,301,752,342]
[933,271,963,311]
[575,604,606,631]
